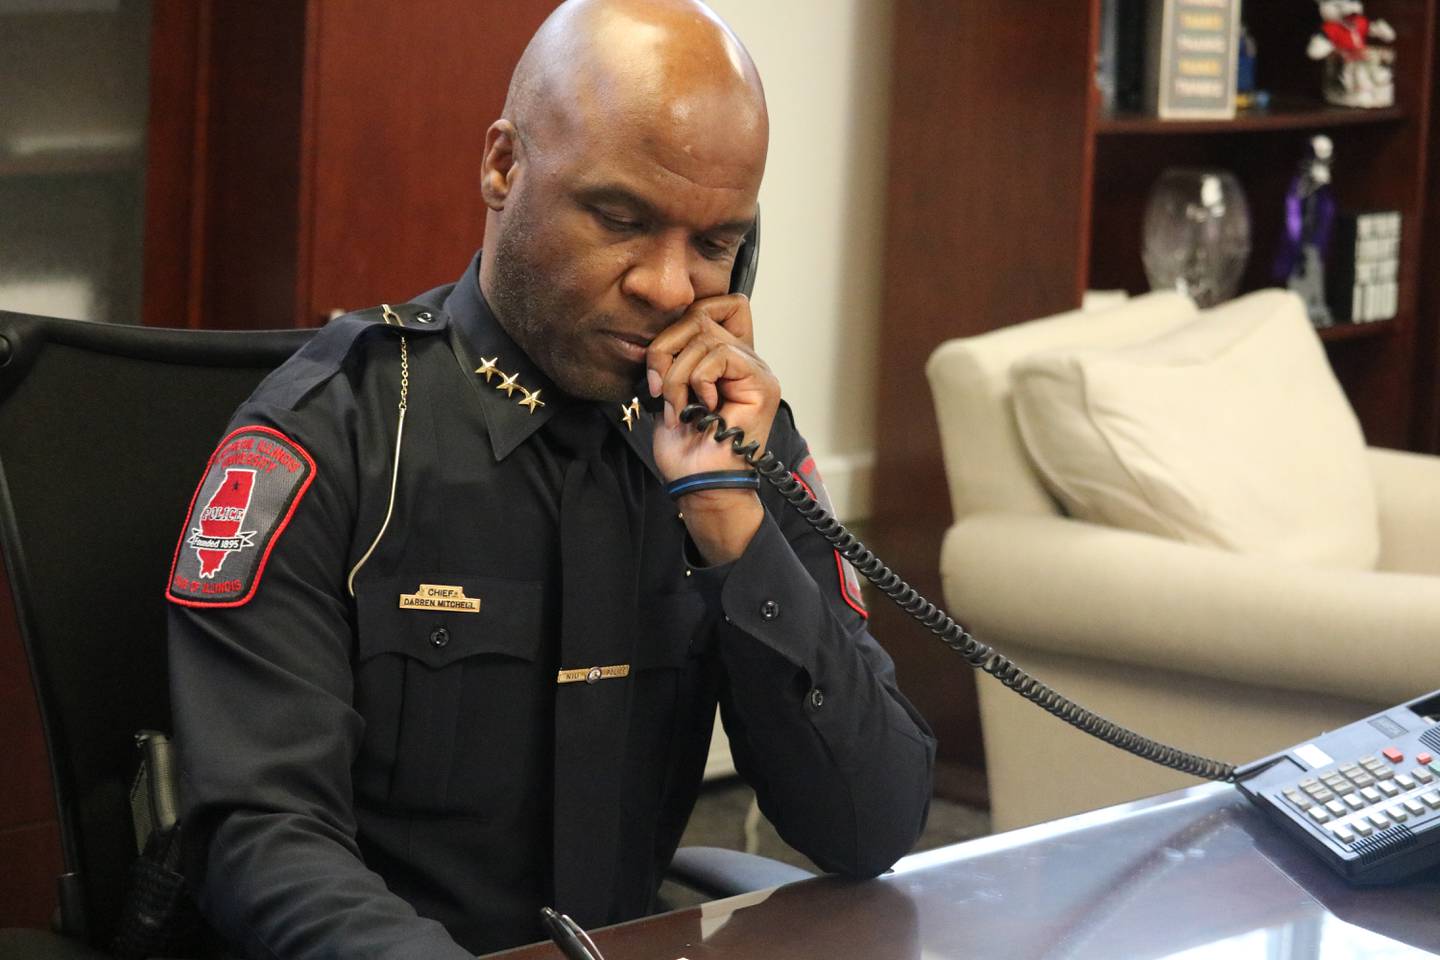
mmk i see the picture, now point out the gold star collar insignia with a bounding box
[496,371,522,397]
[620,397,641,431]
[476,359,546,414]
[518,387,545,414]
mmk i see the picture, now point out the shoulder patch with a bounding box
[792,456,868,619]
[166,426,316,608]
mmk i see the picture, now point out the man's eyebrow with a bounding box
[575,184,753,236]
[575,184,660,218]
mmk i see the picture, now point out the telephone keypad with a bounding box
[1270,746,1440,850]
[1241,699,1440,883]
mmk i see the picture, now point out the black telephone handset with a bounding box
[636,207,1440,885]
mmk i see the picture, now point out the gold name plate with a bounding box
[398,583,482,613]
[557,664,631,685]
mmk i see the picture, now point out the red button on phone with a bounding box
[1419,752,1434,765]
[1382,747,1404,763]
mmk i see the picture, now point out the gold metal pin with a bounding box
[398,583,482,613]
[620,397,640,431]
[496,371,522,397]
[518,387,545,414]
[475,357,500,382]
[556,664,631,684]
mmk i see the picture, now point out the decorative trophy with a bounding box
[1142,169,1252,308]
[1274,135,1337,328]
[1307,1,1396,108]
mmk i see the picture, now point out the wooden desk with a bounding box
[485,783,1440,959]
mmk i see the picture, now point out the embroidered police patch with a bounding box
[792,456,868,619]
[166,426,316,608]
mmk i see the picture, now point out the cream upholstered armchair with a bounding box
[926,289,1440,831]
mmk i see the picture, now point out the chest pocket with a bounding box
[352,573,549,814]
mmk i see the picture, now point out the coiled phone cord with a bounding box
[680,403,1239,784]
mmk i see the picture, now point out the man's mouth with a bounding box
[601,330,652,365]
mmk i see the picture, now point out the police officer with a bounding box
[167,1,936,956]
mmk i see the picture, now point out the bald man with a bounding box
[166,2,935,957]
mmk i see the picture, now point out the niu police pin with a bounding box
[166,426,316,608]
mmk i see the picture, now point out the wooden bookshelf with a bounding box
[872,0,1438,798]
[1098,101,1407,135]
[1318,319,1398,342]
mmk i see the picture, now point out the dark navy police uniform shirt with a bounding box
[166,254,936,959]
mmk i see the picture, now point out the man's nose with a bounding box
[622,236,695,317]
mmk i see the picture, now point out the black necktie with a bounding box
[546,405,638,927]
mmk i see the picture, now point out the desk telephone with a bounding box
[664,215,1440,886]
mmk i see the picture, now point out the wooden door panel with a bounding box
[301,0,560,324]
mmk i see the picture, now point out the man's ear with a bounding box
[481,120,520,210]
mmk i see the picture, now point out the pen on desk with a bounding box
[540,906,605,960]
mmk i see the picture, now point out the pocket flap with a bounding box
[356,574,545,668]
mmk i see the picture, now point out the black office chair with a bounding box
[0,311,809,959]
[0,312,314,958]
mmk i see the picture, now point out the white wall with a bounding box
[707,0,894,521]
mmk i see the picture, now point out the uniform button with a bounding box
[808,688,824,710]
[416,311,435,324]
[684,569,693,578]
[430,627,449,648]
[760,599,780,621]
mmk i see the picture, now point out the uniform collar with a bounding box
[444,252,565,461]
[444,251,662,478]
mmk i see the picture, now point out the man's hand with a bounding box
[646,294,780,565]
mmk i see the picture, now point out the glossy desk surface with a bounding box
[484,783,1440,959]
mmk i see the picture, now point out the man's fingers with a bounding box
[660,337,714,414]
[645,295,753,393]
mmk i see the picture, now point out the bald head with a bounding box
[477,0,769,402]
[505,0,767,159]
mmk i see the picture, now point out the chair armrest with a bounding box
[940,513,1440,705]
[1369,447,1440,575]
[0,929,111,960]
[665,847,815,900]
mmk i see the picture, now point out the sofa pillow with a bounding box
[1011,289,1379,570]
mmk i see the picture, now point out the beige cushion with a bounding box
[1010,289,1379,570]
